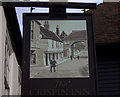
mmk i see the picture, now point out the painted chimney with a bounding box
[44,21,49,30]
[56,25,60,36]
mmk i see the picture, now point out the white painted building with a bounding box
[30,20,63,67]
[0,6,22,96]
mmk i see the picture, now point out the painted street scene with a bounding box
[30,20,89,78]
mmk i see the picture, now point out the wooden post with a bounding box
[49,0,68,14]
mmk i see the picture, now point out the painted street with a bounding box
[33,57,89,78]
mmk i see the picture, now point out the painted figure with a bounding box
[70,56,73,60]
[77,55,80,60]
[50,58,57,72]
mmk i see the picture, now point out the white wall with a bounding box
[9,53,21,95]
[48,39,63,52]
[0,6,21,96]
[0,6,3,97]
[0,6,7,96]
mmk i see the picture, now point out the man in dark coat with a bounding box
[70,56,73,60]
[50,58,57,72]
[77,55,80,60]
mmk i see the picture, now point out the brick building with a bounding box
[87,2,120,95]
[87,2,120,45]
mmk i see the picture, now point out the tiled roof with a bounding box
[40,26,63,42]
[64,30,87,41]
[60,31,68,40]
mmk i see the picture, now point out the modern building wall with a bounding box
[0,6,7,96]
[0,6,21,96]
[9,53,21,95]
[0,6,2,96]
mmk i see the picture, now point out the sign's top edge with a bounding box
[0,0,68,2]
[1,2,97,9]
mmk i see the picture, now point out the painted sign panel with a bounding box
[30,20,89,78]
[22,13,97,96]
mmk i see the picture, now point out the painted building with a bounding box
[0,6,22,96]
[60,31,68,41]
[30,20,63,67]
[63,30,87,57]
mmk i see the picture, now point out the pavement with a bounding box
[30,57,69,78]
[33,58,89,78]
[30,50,89,78]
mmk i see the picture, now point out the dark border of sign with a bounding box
[22,13,97,96]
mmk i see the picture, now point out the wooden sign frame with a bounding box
[22,13,97,96]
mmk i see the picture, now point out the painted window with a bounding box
[56,41,57,48]
[31,54,36,64]
[56,53,58,59]
[52,40,54,48]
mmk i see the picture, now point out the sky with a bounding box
[39,20,86,35]
[15,0,103,36]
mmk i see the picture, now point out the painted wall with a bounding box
[31,20,41,48]
[39,39,49,50]
[48,39,63,52]
[30,20,64,67]
[35,49,44,66]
